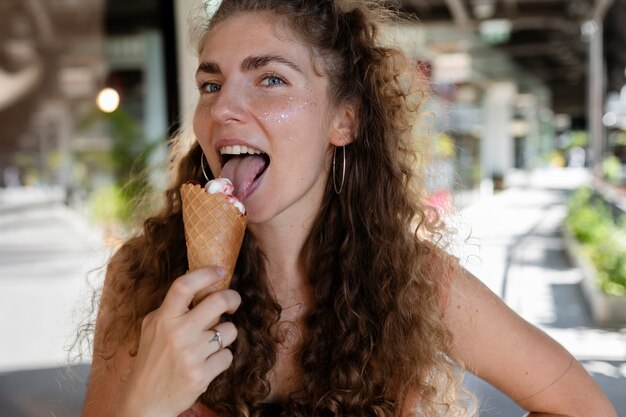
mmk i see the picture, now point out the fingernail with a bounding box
[215,266,226,277]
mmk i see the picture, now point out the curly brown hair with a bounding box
[93,1,471,416]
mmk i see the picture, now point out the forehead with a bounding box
[200,12,324,73]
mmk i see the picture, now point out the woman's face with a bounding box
[193,12,351,225]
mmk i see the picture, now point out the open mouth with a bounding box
[218,145,270,201]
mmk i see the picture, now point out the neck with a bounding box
[248,208,317,303]
[246,169,329,304]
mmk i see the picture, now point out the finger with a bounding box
[204,322,238,357]
[202,348,234,384]
[161,267,227,315]
[188,289,241,327]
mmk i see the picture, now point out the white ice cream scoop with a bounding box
[204,178,245,214]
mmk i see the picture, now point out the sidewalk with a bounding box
[0,186,66,213]
[0,187,109,417]
[456,168,626,416]
[0,188,108,372]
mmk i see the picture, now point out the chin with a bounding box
[243,205,273,226]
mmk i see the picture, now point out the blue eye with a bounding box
[200,82,221,93]
[264,75,285,87]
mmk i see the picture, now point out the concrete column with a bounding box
[522,88,551,170]
[143,31,169,188]
[143,30,167,143]
[174,0,204,134]
[481,81,517,191]
[587,19,606,176]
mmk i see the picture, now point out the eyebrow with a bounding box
[242,55,303,74]
[196,54,304,76]
[197,61,221,75]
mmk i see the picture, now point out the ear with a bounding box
[328,100,359,147]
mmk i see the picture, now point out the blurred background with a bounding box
[0,0,625,416]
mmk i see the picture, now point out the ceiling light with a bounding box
[96,88,120,113]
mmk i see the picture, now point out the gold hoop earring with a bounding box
[332,145,346,194]
[200,152,210,182]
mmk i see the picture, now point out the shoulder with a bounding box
[90,243,150,372]
[421,242,460,272]
[83,248,140,417]
[96,247,141,334]
[99,239,167,319]
[82,257,134,416]
[419,241,459,313]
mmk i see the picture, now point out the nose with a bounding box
[210,83,245,124]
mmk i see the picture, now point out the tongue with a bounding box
[220,155,267,201]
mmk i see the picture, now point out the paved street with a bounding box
[457,168,626,416]
[1,169,625,416]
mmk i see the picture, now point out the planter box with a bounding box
[562,227,626,326]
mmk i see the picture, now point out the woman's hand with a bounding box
[114,267,241,417]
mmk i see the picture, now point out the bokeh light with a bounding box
[96,87,120,113]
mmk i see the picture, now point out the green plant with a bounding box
[590,232,626,295]
[549,150,566,167]
[603,155,622,184]
[87,184,127,225]
[566,187,626,296]
[612,130,626,146]
[569,130,589,149]
[78,107,163,230]
[435,133,456,159]
[566,187,611,243]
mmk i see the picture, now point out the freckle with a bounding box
[456,305,461,309]
[475,309,479,313]
[525,371,529,375]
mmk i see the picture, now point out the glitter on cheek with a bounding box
[257,97,309,124]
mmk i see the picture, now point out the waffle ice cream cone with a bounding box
[180,182,247,306]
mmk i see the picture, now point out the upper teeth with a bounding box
[219,145,263,155]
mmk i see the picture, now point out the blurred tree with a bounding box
[79,106,161,232]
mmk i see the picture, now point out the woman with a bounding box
[83,1,616,416]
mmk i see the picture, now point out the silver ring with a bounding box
[209,330,223,349]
